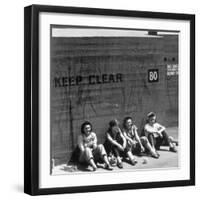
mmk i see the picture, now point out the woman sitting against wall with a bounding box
[122,116,159,159]
[104,119,138,168]
[77,121,113,171]
[144,112,177,154]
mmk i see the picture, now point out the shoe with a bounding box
[117,162,123,169]
[105,164,113,171]
[169,146,177,153]
[130,158,137,165]
[151,152,160,159]
[92,167,97,171]
[156,151,160,157]
[91,164,97,171]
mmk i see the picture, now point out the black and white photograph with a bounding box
[0,0,198,198]
[24,5,195,195]
[50,25,179,175]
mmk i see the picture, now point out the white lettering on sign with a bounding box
[148,69,159,82]
[167,64,178,76]
[149,71,158,81]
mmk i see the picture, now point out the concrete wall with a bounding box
[50,35,178,162]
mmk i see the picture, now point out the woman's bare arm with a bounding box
[134,129,143,147]
[78,135,85,152]
[106,132,124,151]
[118,129,127,149]
[123,132,134,144]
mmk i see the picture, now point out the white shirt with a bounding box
[78,132,97,150]
[144,122,165,138]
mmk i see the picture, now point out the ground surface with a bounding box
[52,127,178,175]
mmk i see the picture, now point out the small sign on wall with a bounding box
[148,69,159,82]
[167,64,178,76]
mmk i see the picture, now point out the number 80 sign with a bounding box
[148,69,159,82]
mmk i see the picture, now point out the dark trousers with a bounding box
[104,139,127,158]
[148,131,170,150]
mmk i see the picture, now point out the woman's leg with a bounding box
[88,158,97,171]
[161,131,177,152]
[126,150,137,165]
[125,142,137,164]
[84,147,97,171]
[102,155,113,169]
[148,133,156,151]
[140,136,159,158]
[113,147,123,168]
[94,144,113,170]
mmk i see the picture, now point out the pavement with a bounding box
[52,127,178,175]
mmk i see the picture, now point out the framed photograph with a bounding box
[24,4,195,195]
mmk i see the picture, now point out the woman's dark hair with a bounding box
[81,121,92,134]
[123,116,133,129]
[146,112,156,122]
[109,119,119,128]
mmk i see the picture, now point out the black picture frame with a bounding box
[24,4,195,196]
